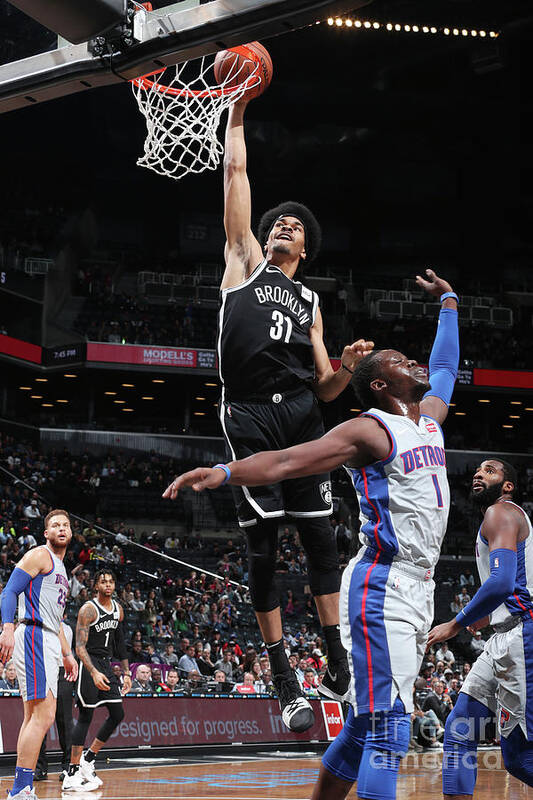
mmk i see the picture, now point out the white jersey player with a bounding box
[429,460,533,796]
[0,510,78,800]
[165,269,460,800]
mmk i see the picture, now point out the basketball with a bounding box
[213,41,273,100]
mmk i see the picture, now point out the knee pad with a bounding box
[297,518,340,597]
[501,726,533,787]
[96,703,125,743]
[356,698,411,800]
[322,706,366,783]
[72,706,94,747]
[245,521,279,612]
[442,693,492,796]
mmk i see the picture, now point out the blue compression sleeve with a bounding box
[456,548,516,628]
[0,567,32,623]
[423,307,459,406]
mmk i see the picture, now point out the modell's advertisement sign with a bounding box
[87,342,198,368]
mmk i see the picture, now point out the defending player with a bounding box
[62,569,131,792]
[165,269,459,800]
[428,460,533,795]
[209,94,373,732]
[0,510,77,800]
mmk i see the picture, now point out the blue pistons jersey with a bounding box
[476,501,533,625]
[345,408,450,570]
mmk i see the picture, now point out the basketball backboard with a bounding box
[0,0,373,114]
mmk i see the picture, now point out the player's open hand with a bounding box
[426,619,461,649]
[122,674,132,695]
[63,653,78,682]
[415,268,454,299]
[341,339,374,372]
[92,669,111,691]
[163,467,227,499]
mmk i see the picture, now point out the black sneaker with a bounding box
[318,656,351,702]
[273,672,314,733]
[33,769,47,781]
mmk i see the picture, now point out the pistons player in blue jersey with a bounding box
[428,460,533,796]
[165,268,460,800]
[0,509,78,800]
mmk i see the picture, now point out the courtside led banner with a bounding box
[0,696,329,753]
[87,342,199,368]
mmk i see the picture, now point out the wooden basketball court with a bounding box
[1,752,531,799]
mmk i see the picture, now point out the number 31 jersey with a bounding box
[345,408,450,570]
[218,260,319,398]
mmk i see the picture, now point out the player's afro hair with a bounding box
[257,201,322,267]
[352,350,384,409]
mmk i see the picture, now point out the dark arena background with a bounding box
[0,0,532,798]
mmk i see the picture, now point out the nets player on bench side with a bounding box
[62,569,131,792]
[178,95,370,733]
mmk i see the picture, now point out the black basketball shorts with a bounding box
[219,387,333,527]
[77,656,122,709]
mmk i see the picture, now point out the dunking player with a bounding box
[165,269,459,800]
[62,569,131,792]
[428,459,533,795]
[0,510,77,800]
[194,94,373,732]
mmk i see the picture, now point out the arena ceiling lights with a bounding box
[326,17,500,38]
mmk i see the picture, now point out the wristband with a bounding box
[440,292,459,304]
[213,464,231,484]
[341,363,354,375]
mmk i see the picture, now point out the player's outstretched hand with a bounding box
[163,467,227,499]
[341,339,374,373]
[415,268,453,298]
[92,670,111,691]
[63,654,79,683]
[426,618,461,649]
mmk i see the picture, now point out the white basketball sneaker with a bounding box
[7,787,36,800]
[79,754,103,789]
[62,770,100,793]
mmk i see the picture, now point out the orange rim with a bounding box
[130,44,260,98]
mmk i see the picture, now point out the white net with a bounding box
[131,56,260,180]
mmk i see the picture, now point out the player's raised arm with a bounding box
[163,416,390,497]
[418,269,459,425]
[221,101,264,290]
[310,307,374,402]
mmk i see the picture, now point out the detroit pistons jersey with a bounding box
[476,501,533,626]
[17,545,68,633]
[218,260,318,398]
[86,598,121,658]
[345,408,450,569]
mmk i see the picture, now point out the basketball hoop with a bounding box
[130,54,261,180]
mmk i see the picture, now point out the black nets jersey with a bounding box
[86,598,121,658]
[218,260,319,398]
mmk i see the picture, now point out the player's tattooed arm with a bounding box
[75,602,98,675]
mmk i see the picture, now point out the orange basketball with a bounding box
[213,41,273,100]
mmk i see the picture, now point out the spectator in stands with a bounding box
[186,670,204,691]
[164,533,179,553]
[448,678,461,704]
[0,661,19,692]
[302,668,319,696]
[165,669,180,693]
[463,662,471,679]
[470,630,486,659]
[214,649,234,680]
[112,664,125,691]
[460,586,471,605]
[128,639,149,664]
[195,641,215,676]
[130,588,145,612]
[423,679,453,726]
[131,664,153,693]
[459,569,475,587]
[435,642,455,666]
[17,526,37,552]
[23,498,41,519]
[209,669,231,693]
[178,644,200,677]
[450,594,462,615]
[232,672,256,694]
[160,643,178,665]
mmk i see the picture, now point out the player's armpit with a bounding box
[419,395,448,425]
